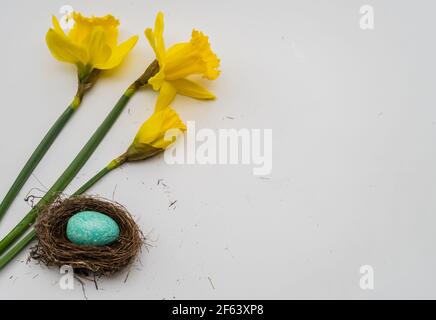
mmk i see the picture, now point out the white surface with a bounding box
[1,0,436,299]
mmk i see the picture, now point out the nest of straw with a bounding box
[30,195,144,275]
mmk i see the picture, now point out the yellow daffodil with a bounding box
[135,108,186,149]
[122,107,186,162]
[46,12,138,81]
[145,12,221,111]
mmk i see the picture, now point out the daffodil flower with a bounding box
[118,107,186,163]
[145,12,221,111]
[47,12,138,86]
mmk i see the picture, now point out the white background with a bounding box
[1,0,436,299]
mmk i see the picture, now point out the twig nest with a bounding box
[30,195,144,275]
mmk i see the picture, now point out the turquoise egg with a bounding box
[66,211,120,246]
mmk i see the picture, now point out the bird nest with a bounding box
[30,195,144,276]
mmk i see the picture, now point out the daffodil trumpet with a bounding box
[0,13,138,223]
[0,105,185,269]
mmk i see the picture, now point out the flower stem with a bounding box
[0,69,101,224]
[0,60,159,257]
[73,166,112,196]
[72,155,126,196]
[0,104,76,223]
[0,229,35,269]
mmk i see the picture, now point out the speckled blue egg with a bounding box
[66,211,120,246]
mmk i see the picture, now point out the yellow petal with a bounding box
[46,29,88,64]
[51,15,65,35]
[145,12,166,66]
[170,79,216,100]
[154,12,166,63]
[148,68,166,91]
[145,28,157,54]
[96,35,138,70]
[154,81,177,112]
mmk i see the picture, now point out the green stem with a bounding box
[0,105,76,223]
[0,68,101,224]
[73,166,113,196]
[0,60,158,257]
[72,156,125,196]
[0,230,35,269]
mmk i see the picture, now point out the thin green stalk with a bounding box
[72,157,125,196]
[0,230,35,269]
[0,105,76,222]
[0,60,158,256]
[73,166,113,196]
[0,69,100,223]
